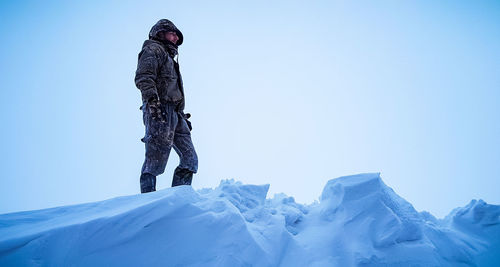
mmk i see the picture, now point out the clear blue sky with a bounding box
[1,0,499,217]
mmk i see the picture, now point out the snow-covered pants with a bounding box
[140,101,198,176]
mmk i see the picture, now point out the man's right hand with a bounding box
[147,98,166,123]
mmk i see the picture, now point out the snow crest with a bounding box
[0,173,499,266]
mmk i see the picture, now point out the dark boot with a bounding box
[172,167,193,187]
[140,173,156,193]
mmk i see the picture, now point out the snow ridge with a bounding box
[0,173,499,266]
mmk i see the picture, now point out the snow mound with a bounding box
[0,173,499,266]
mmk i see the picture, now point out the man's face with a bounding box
[163,31,179,44]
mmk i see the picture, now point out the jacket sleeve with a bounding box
[135,46,162,102]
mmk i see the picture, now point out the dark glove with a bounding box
[183,113,192,131]
[147,98,166,123]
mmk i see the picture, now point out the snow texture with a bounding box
[0,173,499,266]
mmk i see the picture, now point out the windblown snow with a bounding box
[0,173,499,266]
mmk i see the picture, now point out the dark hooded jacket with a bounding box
[135,19,186,111]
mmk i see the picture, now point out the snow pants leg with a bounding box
[140,101,198,184]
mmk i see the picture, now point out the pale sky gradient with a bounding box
[1,0,499,217]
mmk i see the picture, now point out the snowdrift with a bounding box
[0,173,499,266]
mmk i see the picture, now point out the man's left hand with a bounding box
[183,113,192,131]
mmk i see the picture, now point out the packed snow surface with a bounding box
[1,173,499,266]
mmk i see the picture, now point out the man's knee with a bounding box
[142,157,167,176]
[142,140,172,176]
[181,151,198,173]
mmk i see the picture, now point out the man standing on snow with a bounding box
[135,19,198,193]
